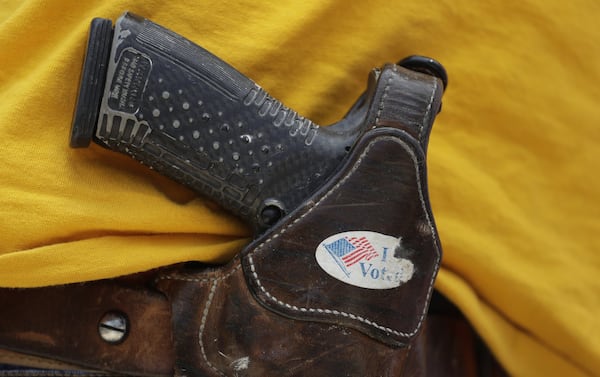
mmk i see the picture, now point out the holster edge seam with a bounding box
[373,71,393,126]
[198,280,224,377]
[418,75,439,141]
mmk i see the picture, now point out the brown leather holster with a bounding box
[0,65,506,376]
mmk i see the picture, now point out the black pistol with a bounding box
[71,12,446,233]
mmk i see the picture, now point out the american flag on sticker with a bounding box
[324,236,380,276]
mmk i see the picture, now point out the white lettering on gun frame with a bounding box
[315,231,414,290]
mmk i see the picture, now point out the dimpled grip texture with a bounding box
[89,13,364,231]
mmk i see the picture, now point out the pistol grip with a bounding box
[71,12,444,234]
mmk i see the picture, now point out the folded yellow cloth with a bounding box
[1,1,598,376]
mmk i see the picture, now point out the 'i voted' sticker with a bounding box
[315,231,414,290]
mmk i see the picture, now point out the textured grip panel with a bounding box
[93,13,359,231]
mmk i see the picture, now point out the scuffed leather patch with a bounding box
[242,128,441,346]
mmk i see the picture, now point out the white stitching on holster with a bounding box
[247,135,441,339]
[197,280,224,377]
[419,76,438,141]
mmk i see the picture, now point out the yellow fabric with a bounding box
[0,0,598,376]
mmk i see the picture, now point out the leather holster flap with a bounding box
[242,127,442,346]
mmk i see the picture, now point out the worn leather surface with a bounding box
[157,260,410,376]
[0,281,509,376]
[0,273,174,376]
[242,128,440,347]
